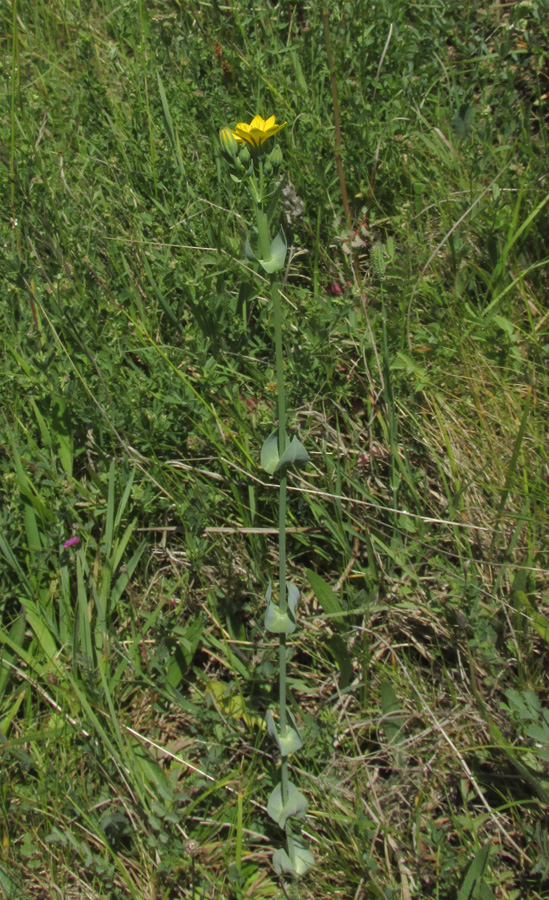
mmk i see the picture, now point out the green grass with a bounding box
[1,0,548,897]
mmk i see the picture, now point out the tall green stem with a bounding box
[272,277,291,826]
[255,161,271,262]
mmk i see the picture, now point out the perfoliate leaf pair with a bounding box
[273,837,314,876]
[265,709,303,756]
[264,582,300,634]
[245,228,287,273]
[267,782,308,828]
[261,430,308,476]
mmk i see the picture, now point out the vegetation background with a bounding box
[1,0,548,897]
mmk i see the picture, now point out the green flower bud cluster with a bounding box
[219,128,253,182]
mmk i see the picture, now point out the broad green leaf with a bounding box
[275,435,308,473]
[265,709,303,756]
[267,782,308,828]
[261,431,307,475]
[273,837,314,876]
[526,724,549,745]
[265,604,296,634]
[258,230,287,274]
[265,583,299,634]
[261,429,281,474]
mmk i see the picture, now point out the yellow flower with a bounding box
[231,114,286,147]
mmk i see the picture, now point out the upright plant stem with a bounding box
[271,279,290,811]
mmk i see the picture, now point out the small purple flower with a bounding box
[62,536,80,549]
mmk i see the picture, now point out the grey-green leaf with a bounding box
[273,838,314,876]
[267,782,308,828]
[258,229,287,274]
[265,709,303,756]
[264,582,299,634]
[261,429,280,474]
[265,603,296,634]
[275,436,308,473]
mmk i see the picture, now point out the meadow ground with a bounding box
[1,1,548,897]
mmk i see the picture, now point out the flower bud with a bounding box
[219,127,238,159]
[239,144,251,166]
[268,144,283,170]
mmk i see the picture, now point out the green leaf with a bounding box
[261,429,281,474]
[265,605,296,634]
[261,431,308,475]
[526,723,549,745]
[265,709,303,756]
[275,435,308,474]
[264,582,299,634]
[457,843,492,900]
[273,837,314,876]
[267,782,308,828]
[258,229,287,274]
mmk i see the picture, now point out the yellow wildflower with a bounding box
[231,114,286,147]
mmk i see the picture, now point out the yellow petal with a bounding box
[264,115,276,130]
[248,128,265,146]
[250,114,266,130]
[264,122,287,140]
[233,123,254,144]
